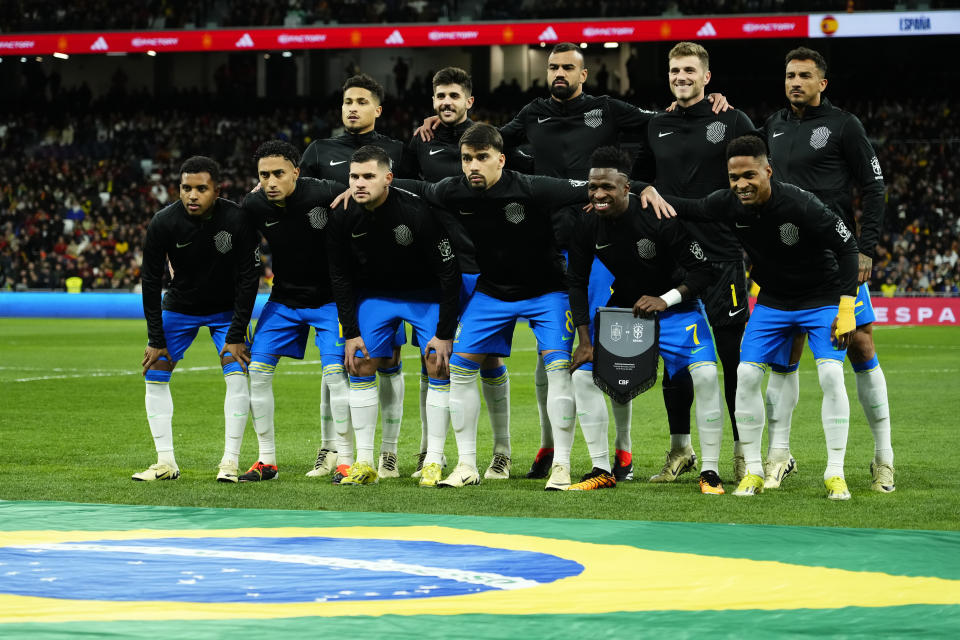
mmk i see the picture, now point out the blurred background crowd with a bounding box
[1,0,957,295]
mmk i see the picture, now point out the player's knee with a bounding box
[222,360,244,376]
[688,362,719,393]
[423,353,448,380]
[816,359,846,398]
[481,355,503,369]
[736,362,765,392]
[150,356,174,372]
[352,357,380,378]
[847,329,876,363]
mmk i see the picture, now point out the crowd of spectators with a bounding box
[4,1,951,32]
[1,75,957,295]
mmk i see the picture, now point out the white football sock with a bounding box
[425,379,450,466]
[449,366,480,468]
[222,372,249,465]
[818,359,850,479]
[766,369,799,459]
[248,367,277,466]
[572,369,610,472]
[535,355,553,448]
[319,371,334,450]
[670,434,692,451]
[856,366,893,465]
[378,365,404,456]
[690,363,723,475]
[481,367,511,456]
[418,369,429,452]
[612,400,632,453]
[349,377,379,466]
[734,362,767,478]
[324,367,353,465]
[145,379,176,467]
[545,365,575,468]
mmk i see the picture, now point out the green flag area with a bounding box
[1,501,958,638]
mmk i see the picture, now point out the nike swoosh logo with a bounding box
[176,242,192,248]
[735,223,751,228]
[232,412,247,417]
[728,308,744,317]
[265,220,280,227]
[429,149,443,156]
[595,243,612,250]
[538,117,551,123]
[658,131,673,138]
[330,160,347,166]
[691,346,706,354]
[459,211,474,215]
[351,232,368,238]
[562,336,573,341]
[772,132,785,138]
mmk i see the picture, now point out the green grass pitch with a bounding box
[1,318,957,530]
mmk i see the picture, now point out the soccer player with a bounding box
[569,147,724,493]
[327,145,460,487]
[401,123,673,490]
[241,140,351,483]
[137,156,259,482]
[762,47,894,493]
[661,134,860,500]
[300,73,410,479]
[632,42,757,484]
[407,67,513,480]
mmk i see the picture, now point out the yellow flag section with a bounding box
[2,526,959,623]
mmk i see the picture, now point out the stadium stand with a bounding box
[3,1,953,31]
[3,88,956,294]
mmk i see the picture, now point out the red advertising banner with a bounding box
[870,297,960,326]
[747,296,960,326]
[0,16,808,56]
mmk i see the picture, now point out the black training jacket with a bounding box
[326,186,461,341]
[764,98,885,258]
[669,181,859,310]
[142,198,259,348]
[242,177,346,309]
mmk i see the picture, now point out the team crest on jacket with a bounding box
[584,108,603,128]
[870,156,884,180]
[836,219,852,241]
[214,230,233,254]
[706,121,726,144]
[307,206,328,229]
[779,223,800,246]
[568,179,587,188]
[636,238,656,260]
[393,224,413,246]
[810,126,831,150]
[689,241,705,260]
[504,202,525,224]
[437,237,455,261]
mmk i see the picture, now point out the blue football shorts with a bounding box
[454,290,573,357]
[161,309,252,362]
[250,300,344,364]
[740,303,847,367]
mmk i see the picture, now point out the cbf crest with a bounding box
[632,322,644,342]
[437,237,455,262]
[689,241,705,260]
[393,224,413,246]
[214,230,233,254]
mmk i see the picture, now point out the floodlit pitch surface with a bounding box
[1,319,958,635]
[0,319,957,527]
